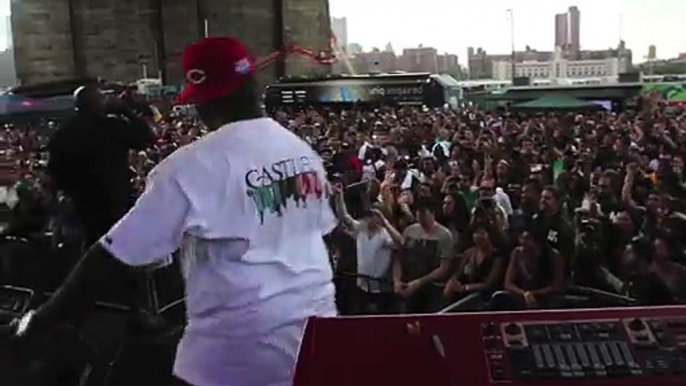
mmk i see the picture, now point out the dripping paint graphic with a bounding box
[245,156,328,224]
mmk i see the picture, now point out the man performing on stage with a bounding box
[48,85,155,246]
[6,37,338,386]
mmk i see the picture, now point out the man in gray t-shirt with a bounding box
[394,199,454,313]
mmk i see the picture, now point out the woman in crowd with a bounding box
[497,225,565,309]
[437,190,470,245]
[443,221,505,305]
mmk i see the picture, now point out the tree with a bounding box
[637,61,686,75]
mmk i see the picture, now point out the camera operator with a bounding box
[47,86,155,246]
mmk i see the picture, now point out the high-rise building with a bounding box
[648,45,657,60]
[553,7,580,58]
[568,6,581,54]
[4,16,11,49]
[398,46,440,73]
[333,45,458,75]
[331,17,348,52]
[555,13,568,49]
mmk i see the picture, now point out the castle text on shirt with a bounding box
[245,156,328,224]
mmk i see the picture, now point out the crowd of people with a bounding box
[2,100,686,315]
[277,103,686,314]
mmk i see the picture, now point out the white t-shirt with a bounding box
[100,117,338,386]
[361,160,385,181]
[350,219,394,293]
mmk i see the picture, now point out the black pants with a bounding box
[401,285,444,314]
[173,378,194,386]
[355,288,398,314]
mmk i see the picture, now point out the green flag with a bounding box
[553,158,565,181]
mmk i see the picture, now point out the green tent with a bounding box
[513,95,603,111]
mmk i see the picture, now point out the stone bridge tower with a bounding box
[11,0,331,86]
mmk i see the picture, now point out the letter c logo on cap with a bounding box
[186,69,207,85]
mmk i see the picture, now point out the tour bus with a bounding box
[265,72,463,109]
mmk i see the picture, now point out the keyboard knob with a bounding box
[505,323,522,336]
[484,322,498,336]
[629,319,645,332]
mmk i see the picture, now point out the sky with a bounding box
[330,0,686,65]
[0,0,683,65]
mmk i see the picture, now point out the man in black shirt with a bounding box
[538,186,575,270]
[48,86,154,245]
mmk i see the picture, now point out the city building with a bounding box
[568,6,581,55]
[398,46,441,73]
[333,45,459,75]
[468,46,553,79]
[577,41,633,66]
[347,43,363,55]
[637,53,686,76]
[491,49,630,81]
[0,48,16,87]
[648,45,657,60]
[331,17,348,52]
[3,16,11,49]
[554,6,581,58]
[555,13,568,49]
[438,53,459,73]
[469,41,632,80]
[11,0,332,86]
[350,48,398,73]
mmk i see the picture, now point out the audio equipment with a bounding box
[485,318,686,381]
[293,306,686,386]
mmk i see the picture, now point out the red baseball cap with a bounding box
[178,37,255,105]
